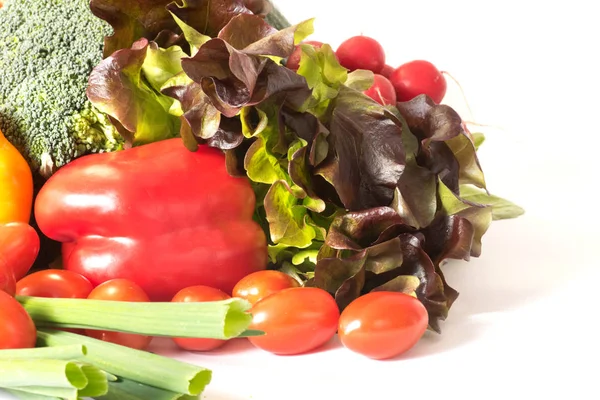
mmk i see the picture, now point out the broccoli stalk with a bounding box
[0,0,123,177]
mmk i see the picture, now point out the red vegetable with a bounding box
[171,285,231,352]
[380,64,394,78]
[232,270,299,305]
[286,40,323,70]
[336,35,385,73]
[0,261,16,296]
[85,279,153,350]
[248,287,339,355]
[16,269,93,299]
[35,139,268,301]
[0,290,36,349]
[0,222,40,281]
[389,60,447,104]
[338,292,428,360]
[363,74,397,106]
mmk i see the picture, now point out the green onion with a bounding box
[19,296,253,340]
[0,359,108,400]
[37,329,212,396]
[6,387,76,400]
[5,389,60,400]
[0,345,86,360]
[97,378,197,400]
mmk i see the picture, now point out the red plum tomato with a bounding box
[232,270,299,305]
[248,287,340,355]
[338,291,428,360]
[0,290,36,349]
[16,269,93,298]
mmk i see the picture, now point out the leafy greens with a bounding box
[87,0,524,332]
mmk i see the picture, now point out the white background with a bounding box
[2,0,600,399]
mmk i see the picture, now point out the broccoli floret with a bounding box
[0,0,123,177]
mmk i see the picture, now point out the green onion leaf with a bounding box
[4,389,60,400]
[37,329,212,396]
[97,378,196,400]
[0,345,86,360]
[5,387,77,400]
[0,359,88,389]
[19,296,253,340]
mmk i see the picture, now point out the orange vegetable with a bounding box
[0,129,38,285]
[0,128,33,224]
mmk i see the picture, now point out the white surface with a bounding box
[2,0,599,399]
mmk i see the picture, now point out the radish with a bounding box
[363,74,396,106]
[389,60,447,104]
[336,36,385,73]
[380,64,394,79]
[285,40,324,70]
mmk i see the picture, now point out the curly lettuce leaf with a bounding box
[296,43,348,115]
[396,95,487,191]
[264,180,317,248]
[459,184,525,220]
[438,179,493,257]
[90,0,176,57]
[315,86,406,210]
[87,38,180,145]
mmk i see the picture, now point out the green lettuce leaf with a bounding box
[264,180,317,248]
[438,179,493,257]
[459,184,525,220]
[87,38,180,145]
[296,43,348,115]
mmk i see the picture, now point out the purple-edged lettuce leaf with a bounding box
[396,95,487,192]
[87,38,181,145]
[315,86,406,211]
[90,0,176,57]
[438,179,492,257]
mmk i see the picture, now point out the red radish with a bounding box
[286,40,324,70]
[380,64,394,78]
[389,60,447,104]
[363,74,397,106]
[336,36,385,73]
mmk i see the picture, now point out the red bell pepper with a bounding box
[35,139,268,301]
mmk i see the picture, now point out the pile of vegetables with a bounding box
[0,0,524,398]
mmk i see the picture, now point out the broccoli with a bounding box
[0,0,123,177]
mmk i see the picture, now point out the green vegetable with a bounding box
[18,296,254,340]
[37,329,211,396]
[0,359,108,400]
[96,378,196,400]
[0,0,123,177]
[0,345,86,361]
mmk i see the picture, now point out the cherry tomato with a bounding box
[0,260,16,296]
[85,279,152,350]
[0,290,36,349]
[286,40,324,70]
[338,292,428,360]
[16,269,93,298]
[389,60,447,104]
[336,36,386,73]
[171,285,231,352]
[248,287,339,355]
[232,270,299,305]
[0,222,40,280]
[363,74,397,106]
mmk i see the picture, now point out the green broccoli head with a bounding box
[0,0,123,177]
